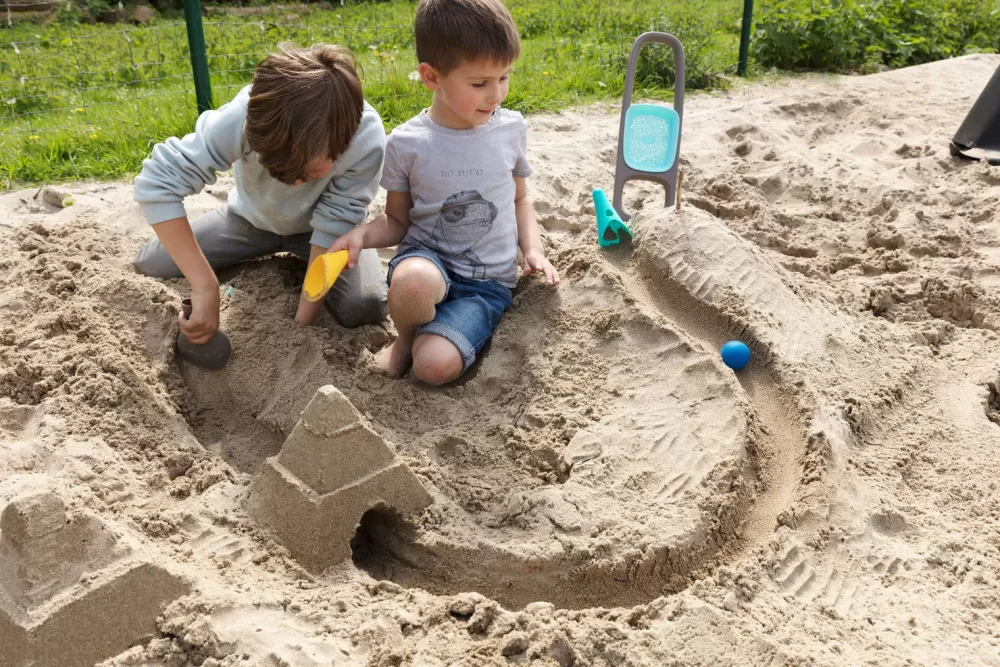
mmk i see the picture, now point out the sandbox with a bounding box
[0,54,998,666]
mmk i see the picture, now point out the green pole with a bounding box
[183,0,213,113]
[738,0,754,76]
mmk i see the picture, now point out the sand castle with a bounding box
[247,385,433,572]
[0,489,189,667]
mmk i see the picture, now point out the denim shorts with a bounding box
[387,248,513,372]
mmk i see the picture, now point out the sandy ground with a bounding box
[1,53,1000,666]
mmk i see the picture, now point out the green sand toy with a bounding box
[593,188,633,248]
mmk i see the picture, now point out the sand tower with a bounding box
[247,385,432,572]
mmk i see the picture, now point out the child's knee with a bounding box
[388,258,447,306]
[132,244,174,278]
[412,335,463,386]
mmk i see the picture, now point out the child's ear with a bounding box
[418,63,440,90]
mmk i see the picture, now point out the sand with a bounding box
[1,53,999,666]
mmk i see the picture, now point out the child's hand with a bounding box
[522,250,560,286]
[180,284,221,344]
[328,225,368,269]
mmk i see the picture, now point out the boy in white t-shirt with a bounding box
[332,0,559,385]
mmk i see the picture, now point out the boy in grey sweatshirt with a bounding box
[133,44,387,343]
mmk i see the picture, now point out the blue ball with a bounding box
[721,341,751,370]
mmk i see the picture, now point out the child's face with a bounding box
[421,59,512,129]
[291,156,334,187]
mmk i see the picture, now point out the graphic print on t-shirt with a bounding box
[427,190,498,279]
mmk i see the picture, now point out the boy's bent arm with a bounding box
[134,91,246,226]
[366,191,413,248]
[133,90,244,342]
[151,218,218,288]
[514,177,560,285]
[152,217,221,343]
[326,190,412,271]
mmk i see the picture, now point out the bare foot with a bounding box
[375,340,412,378]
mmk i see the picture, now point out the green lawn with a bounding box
[0,0,745,187]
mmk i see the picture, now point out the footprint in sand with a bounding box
[773,545,858,617]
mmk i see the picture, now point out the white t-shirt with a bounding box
[380,108,533,287]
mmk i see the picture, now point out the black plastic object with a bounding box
[176,298,231,370]
[951,62,1000,165]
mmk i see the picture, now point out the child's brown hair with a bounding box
[245,44,363,185]
[414,0,520,75]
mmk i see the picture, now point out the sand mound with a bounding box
[0,482,188,667]
[0,54,998,665]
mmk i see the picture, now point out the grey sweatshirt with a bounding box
[134,86,386,249]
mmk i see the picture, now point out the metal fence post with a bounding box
[738,0,754,76]
[183,0,213,113]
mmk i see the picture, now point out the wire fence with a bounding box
[0,0,743,134]
[0,0,749,182]
[3,14,193,136]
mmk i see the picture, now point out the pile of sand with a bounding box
[0,53,999,666]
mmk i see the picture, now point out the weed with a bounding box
[753,0,1000,72]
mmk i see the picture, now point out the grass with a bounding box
[752,0,1000,72]
[0,0,746,187]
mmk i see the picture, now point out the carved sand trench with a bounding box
[160,204,812,611]
[349,211,808,610]
[183,251,771,610]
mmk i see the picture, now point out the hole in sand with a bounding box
[985,379,1000,427]
[350,505,410,572]
[181,375,286,474]
[178,258,321,474]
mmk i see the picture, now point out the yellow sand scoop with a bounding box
[303,250,350,302]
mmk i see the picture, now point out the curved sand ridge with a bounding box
[350,249,766,609]
[153,217,781,609]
